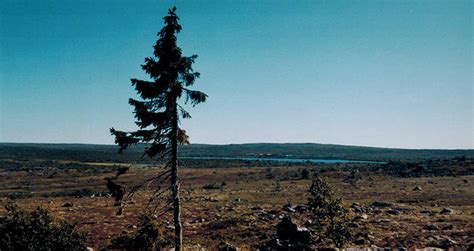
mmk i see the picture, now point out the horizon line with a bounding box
[0,141,472,151]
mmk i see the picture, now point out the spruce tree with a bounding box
[110,7,207,250]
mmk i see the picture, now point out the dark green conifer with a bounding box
[110,7,207,250]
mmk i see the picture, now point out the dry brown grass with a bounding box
[0,165,473,250]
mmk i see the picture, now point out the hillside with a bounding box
[0,142,472,163]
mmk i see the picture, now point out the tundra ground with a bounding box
[0,163,472,250]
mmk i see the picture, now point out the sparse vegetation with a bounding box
[0,203,86,251]
[0,145,472,249]
[308,177,353,248]
[107,215,170,250]
[301,168,311,179]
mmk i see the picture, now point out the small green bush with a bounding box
[107,215,169,250]
[301,168,311,179]
[0,203,86,251]
[307,177,353,248]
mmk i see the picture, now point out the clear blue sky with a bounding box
[1,0,472,149]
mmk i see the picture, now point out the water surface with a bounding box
[183,156,384,164]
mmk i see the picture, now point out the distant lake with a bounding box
[182,156,385,164]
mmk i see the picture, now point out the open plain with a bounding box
[0,149,472,250]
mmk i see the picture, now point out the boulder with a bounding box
[440,208,454,215]
[372,201,393,208]
[277,217,310,243]
[354,214,368,221]
[353,237,366,245]
[351,203,366,213]
[438,237,457,248]
[282,204,296,213]
[441,224,454,230]
[348,222,360,228]
[377,218,392,224]
[262,217,313,250]
[386,209,401,215]
[62,202,73,207]
[424,223,439,231]
[294,205,308,213]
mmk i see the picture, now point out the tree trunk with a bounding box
[171,101,182,250]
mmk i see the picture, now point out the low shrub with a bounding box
[307,177,353,248]
[107,215,170,250]
[0,202,86,251]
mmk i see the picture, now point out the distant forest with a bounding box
[0,143,472,163]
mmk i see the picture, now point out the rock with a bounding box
[439,237,457,248]
[351,203,366,213]
[262,218,313,251]
[424,223,439,231]
[276,217,311,243]
[218,241,240,251]
[377,218,391,224]
[372,201,393,208]
[354,214,368,221]
[191,218,206,223]
[86,247,94,251]
[282,204,296,213]
[348,222,360,228]
[413,186,422,191]
[294,205,308,212]
[386,209,401,215]
[127,224,137,229]
[440,208,454,215]
[442,224,454,230]
[354,237,366,245]
[396,245,408,251]
[372,209,383,214]
[62,202,73,207]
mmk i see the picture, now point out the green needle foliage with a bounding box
[308,176,352,248]
[108,215,170,250]
[0,203,86,251]
[110,6,207,250]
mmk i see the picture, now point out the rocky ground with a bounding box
[0,164,473,250]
